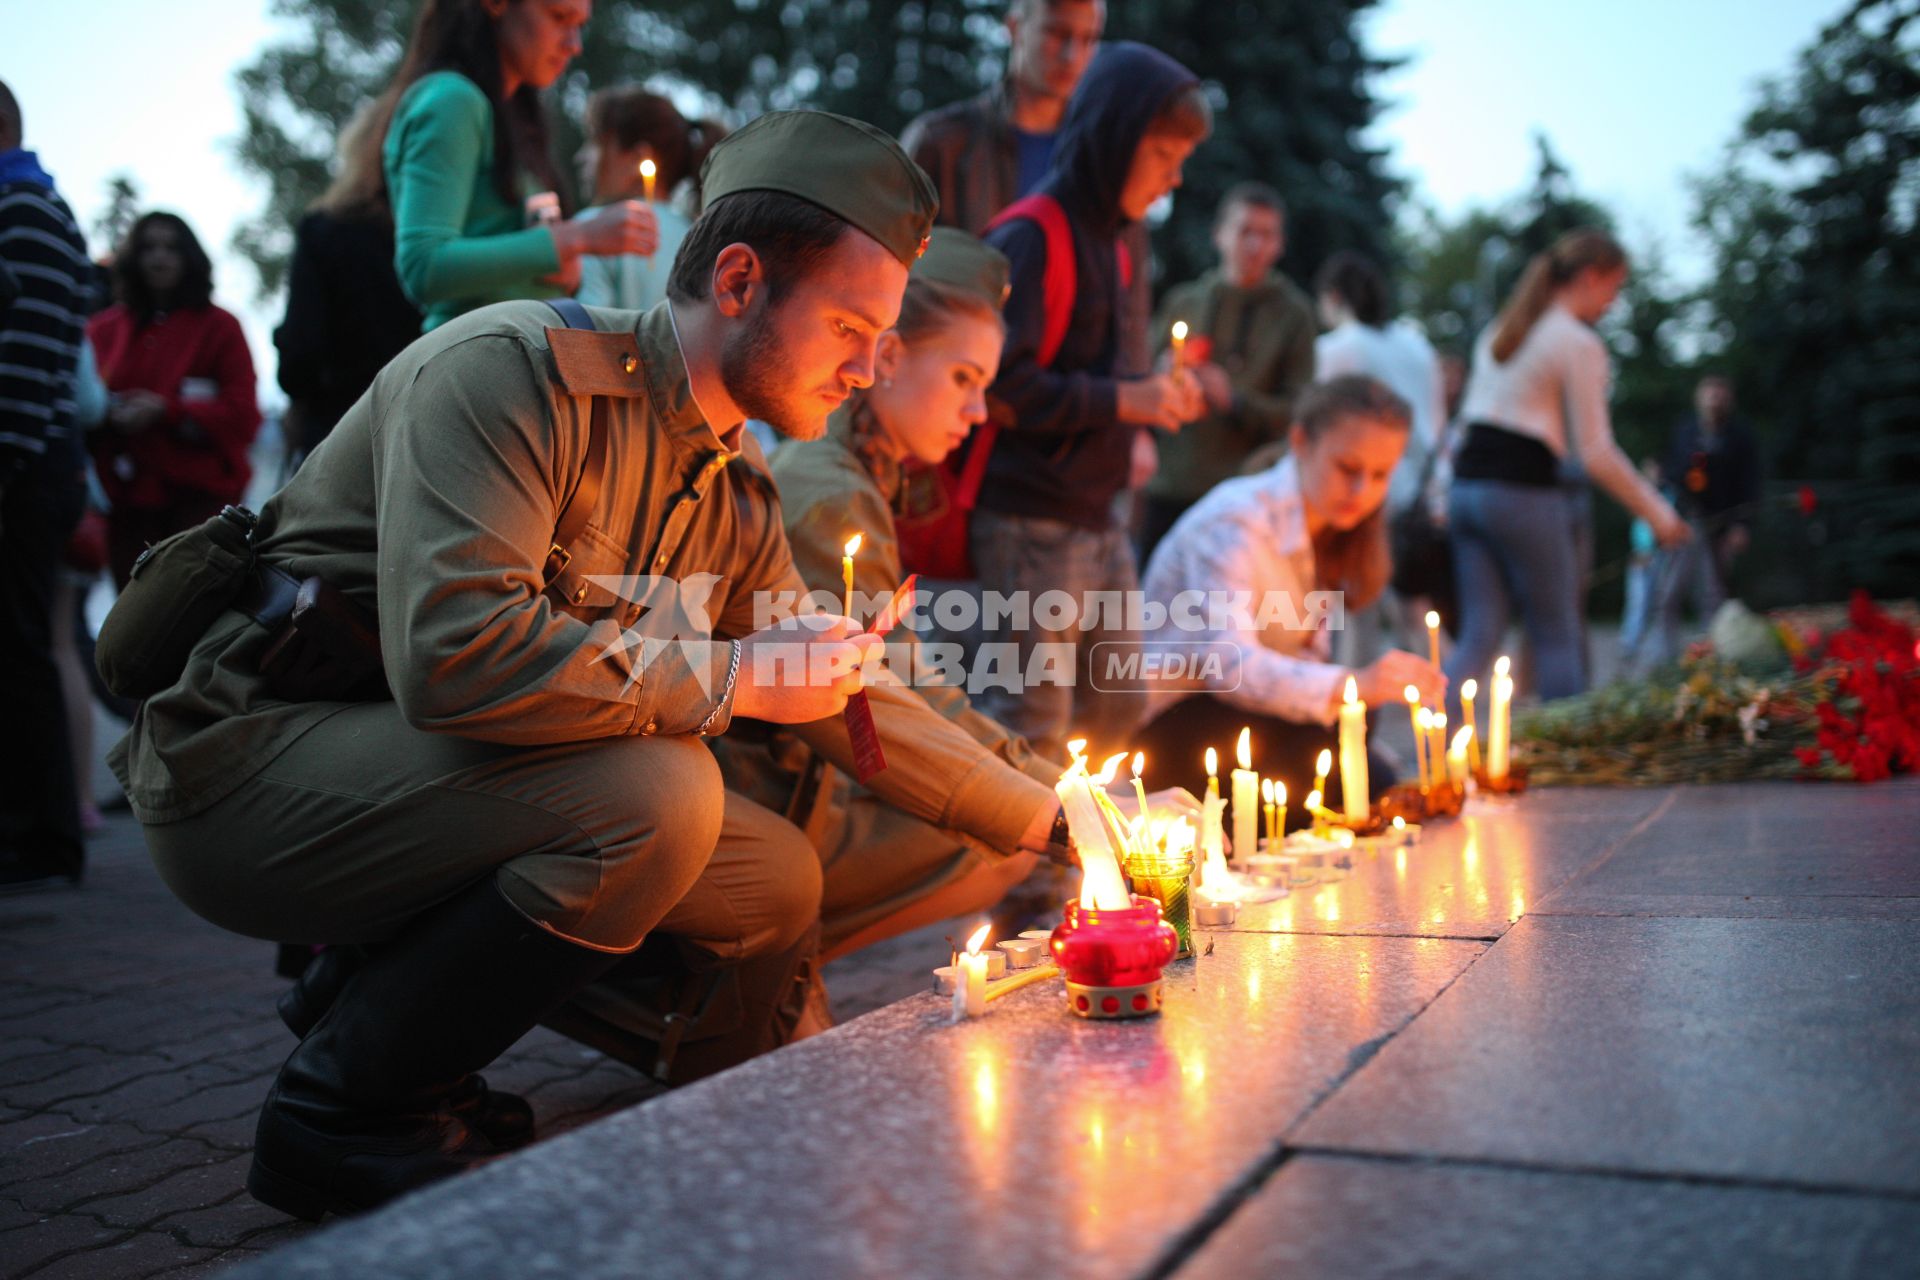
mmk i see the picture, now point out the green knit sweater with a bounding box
[382,71,563,331]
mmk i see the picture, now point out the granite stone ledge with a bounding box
[1173,1152,1920,1279]
[1294,914,1920,1194]
[236,931,1483,1280]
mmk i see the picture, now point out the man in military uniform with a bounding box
[114,112,1067,1221]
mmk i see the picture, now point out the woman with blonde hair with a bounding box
[1133,374,1445,812]
[1446,228,1686,701]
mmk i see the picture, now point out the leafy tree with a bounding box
[91,174,143,258]
[1690,0,1919,600]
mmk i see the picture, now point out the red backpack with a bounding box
[896,194,1131,579]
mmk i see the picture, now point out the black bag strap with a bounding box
[542,299,610,588]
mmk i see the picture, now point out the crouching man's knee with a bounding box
[496,734,725,953]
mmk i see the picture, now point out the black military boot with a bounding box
[278,945,536,1151]
[247,877,621,1221]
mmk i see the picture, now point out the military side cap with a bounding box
[699,110,938,268]
[912,227,1011,311]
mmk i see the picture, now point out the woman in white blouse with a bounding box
[1134,375,1446,813]
[1447,229,1687,701]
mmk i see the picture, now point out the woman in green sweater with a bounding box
[374,0,658,330]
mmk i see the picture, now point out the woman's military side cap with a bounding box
[699,110,939,268]
[912,227,1012,311]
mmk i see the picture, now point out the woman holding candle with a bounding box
[373,0,659,330]
[1134,375,1446,824]
[715,229,1196,967]
[573,87,726,311]
[1446,228,1688,702]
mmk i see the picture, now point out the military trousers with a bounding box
[144,701,821,958]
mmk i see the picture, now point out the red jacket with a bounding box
[88,303,260,509]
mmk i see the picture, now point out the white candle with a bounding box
[1488,656,1513,783]
[1057,760,1131,910]
[841,533,862,618]
[1460,678,1481,774]
[1130,752,1153,832]
[1447,726,1472,791]
[1404,685,1428,791]
[1205,746,1219,804]
[952,922,991,1020]
[1231,727,1259,860]
[1338,675,1369,824]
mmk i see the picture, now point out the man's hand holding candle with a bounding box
[731,613,884,724]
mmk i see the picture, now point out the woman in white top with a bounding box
[1447,228,1687,702]
[1134,375,1446,814]
[572,88,721,311]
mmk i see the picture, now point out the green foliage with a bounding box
[91,174,143,257]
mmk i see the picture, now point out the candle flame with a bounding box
[1392,815,1406,830]
[1235,726,1252,770]
[1092,751,1128,788]
[1495,654,1511,677]
[1273,780,1287,805]
[1315,748,1332,778]
[964,922,990,955]
[1451,726,1472,754]
[1416,707,1431,729]
[639,158,657,179]
[1461,677,1478,700]
[1425,610,1440,630]
[1205,747,1218,776]
[1261,777,1273,802]
[843,533,862,557]
[1305,789,1322,811]
[1344,675,1359,704]
[1171,320,1189,342]
[1067,738,1088,762]
[1433,711,1447,730]
[1131,751,1144,780]
[1404,684,1420,705]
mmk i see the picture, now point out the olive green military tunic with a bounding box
[711,404,1064,952]
[113,300,1053,954]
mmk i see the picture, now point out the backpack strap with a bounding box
[542,299,610,589]
[986,193,1076,368]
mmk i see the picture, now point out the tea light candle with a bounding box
[997,938,1046,969]
[1193,898,1238,927]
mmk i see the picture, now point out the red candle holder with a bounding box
[1049,896,1180,1019]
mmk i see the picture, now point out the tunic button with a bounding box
[573,585,588,602]
[642,719,658,735]
[622,354,638,374]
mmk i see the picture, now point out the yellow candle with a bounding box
[1425,609,1442,669]
[1170,320,1189,370]
[1261,777,1275,843]
[952,921,990,1021]
[639,157,657,203]
[1404,685,1428,791]
[1311,748,1331,802]
[1428,711,1449,787]
[1488,656,1513,783]
[1338,675,1369,824]
[1447,726,1472,791]
[1460,678,1481,773]
[1415,708,1433,791]
[841,533,862,618]
[1231,727,1259,860]
[1304,788,1325,835]
[1130,752,1153,832]
[1271,780,1287,842]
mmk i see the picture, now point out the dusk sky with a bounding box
[10,0,1845,400]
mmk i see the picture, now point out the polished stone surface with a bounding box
[1536,779,1920,920]
[1175,1154,1920,1279]
[1221,786,1675,940]
[1294,913,1920,1193]
[235,931,1483,1280]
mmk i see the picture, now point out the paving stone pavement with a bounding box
[0,812,940,1279]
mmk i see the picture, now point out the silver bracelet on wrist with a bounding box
[695,640,742,737]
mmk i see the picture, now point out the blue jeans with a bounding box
[1445,480,1586,702]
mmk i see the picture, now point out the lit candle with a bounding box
[1261,777,1276,845]
[1414,707,1433,792]
[639,157,657,203]
[1425,609,1442,669]
[1460,678,1482,774]
[841,533,862,618]
[1304,788,1325,835]
[1338,675,1369,824]
[952,921,991,1021]
[1404,685,1428,791]
[1311,748,1331,802]
[1428,711,1449,788]
[1205,746,1219,804]
[1488,656,1514,783]
[1170,320,1189,370]
[1271,779,1287,843]
[1131,753,1153,832]
[1231,728,1258,860]
[1447,725,1472,791]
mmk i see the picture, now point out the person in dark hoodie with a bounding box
[968,41,1210,761]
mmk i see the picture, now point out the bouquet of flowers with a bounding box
[1517,593,1917,786]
